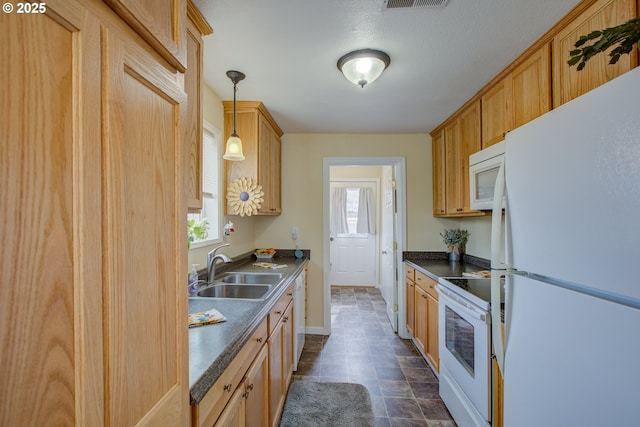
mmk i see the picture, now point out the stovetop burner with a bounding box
[437,277,504,312]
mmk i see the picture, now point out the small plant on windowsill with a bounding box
[440,228,470,261]
[187,218,209,248]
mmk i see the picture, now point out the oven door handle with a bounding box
[437,285,489,323]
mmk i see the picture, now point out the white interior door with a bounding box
[329,181,377,286]
[380,166,397,331]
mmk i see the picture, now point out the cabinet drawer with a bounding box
[405,264,415,282]
[415,270,438,300]
[269,283,294,336]
[193,318,268,427]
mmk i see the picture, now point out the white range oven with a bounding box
[437,277,503,427]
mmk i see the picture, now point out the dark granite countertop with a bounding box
[402,251,490,281]
[188,254,308,404]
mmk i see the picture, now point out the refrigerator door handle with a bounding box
[491,158,506,376]
[491,158,506,270]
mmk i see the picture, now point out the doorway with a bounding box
[323,158,406,335]
[329,179,378,287]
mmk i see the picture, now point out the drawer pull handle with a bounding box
[287,292,293,296]
[247,383,254,391]
[275,310,282,315]
[224,383,233,393]
[257,337,263,343]
[243,391,250,399]
[283,316,289,322]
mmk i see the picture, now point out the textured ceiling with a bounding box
[194,0,582,134]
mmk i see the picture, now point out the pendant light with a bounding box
[337,49,390,88]
[223,70,246,161]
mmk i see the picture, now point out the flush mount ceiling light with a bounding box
[337,49,391,88]
[223,70,246,161]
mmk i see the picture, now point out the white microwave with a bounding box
[469,141,505,210]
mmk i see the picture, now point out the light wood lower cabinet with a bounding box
[193,281,296,427]
[405,266,416,335]
[244,346,270,427]
[215,346,269,427]
[268,297,294,427]
[411,268,440,373]
[493,324,505,427]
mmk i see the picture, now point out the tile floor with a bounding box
[293,286,457,427]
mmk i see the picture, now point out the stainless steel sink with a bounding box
[218,272,285,285]
[197,284,273,299]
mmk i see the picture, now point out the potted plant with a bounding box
[187,218,209,248]
[440,228,470,261]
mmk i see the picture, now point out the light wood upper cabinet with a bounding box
[482,44,551,148]
[553,0,637,107]
[441,101,483,216]
[104,0,187,72]
[224,101,283,216]
[185,2,213,212]
[481,80,510,148]
[508,44,552,130]
[431,130,446,216]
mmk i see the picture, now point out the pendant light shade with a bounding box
[223,70,246,161]
[337,49,390,88]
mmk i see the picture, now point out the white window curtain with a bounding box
[357,187,376,234]
[331,187,348,234]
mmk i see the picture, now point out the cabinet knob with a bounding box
[243,391,250,399]
[224,383,233,393]
[275,310,282,315]
[256,337,263,343]
[457,208,463,212]
[247,383,254,391]
[283,316,289,322]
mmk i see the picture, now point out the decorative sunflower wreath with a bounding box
[226,177,264,216]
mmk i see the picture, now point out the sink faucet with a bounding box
[208,243,232,282]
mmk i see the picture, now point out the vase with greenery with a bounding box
[440,228,470,261]
[187,218,209,248]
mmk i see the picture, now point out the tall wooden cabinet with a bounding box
[0,1,190,425]
[223,101,283,216]
[185,2,213,212]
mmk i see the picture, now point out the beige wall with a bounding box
[253,133,465,330]
[191,84,492,329]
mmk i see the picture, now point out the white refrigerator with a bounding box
[490,67,640,427]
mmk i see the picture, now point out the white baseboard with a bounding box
[304,326,329,336]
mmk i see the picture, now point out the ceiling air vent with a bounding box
[383,0,449,10]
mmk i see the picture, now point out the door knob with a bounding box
[330,237,334,241]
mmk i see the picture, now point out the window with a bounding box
[330,182,376,238]
[188,121,222,248]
